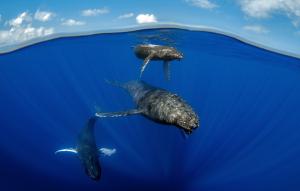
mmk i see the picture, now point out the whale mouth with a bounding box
[183,128,193,134]
[177,119,194,133]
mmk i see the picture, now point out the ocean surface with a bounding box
[0,28,300,191]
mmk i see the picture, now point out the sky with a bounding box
[0,0,300,56]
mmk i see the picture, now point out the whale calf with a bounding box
[55,117,116,181]
[134,44,183,80]
[96,80,199,134]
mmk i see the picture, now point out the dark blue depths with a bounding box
[0,29,300,191]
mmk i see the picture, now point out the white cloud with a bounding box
[136,14,157,24]
[81,8,109,16]
[118,13,134,19]
[240,0,300,26]
[9,25,54,41]
[0,11,54,46]
[61,19,85,26]
[186,0,217,9]
[8,12,32,27]
[34,10,55,22]
[243,25,269,33]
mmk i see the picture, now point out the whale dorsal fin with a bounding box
[99,148,116,156]
[55,148,78,154]
[95,109,143,118]
[163,61,171,81]
[140,53,155,78]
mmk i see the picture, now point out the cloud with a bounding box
[136,14,157,24]
[0,12,54,46]
[34,10,55,22]
[81,8,109,16]
[8,12,32,27]
[118,13,134,19]
[186,0,217,9]
[243,25,269,33]
[61,19,85,26]
[240,0,300,26]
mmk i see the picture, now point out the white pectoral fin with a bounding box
[55,148,78,154]
[99,148,116,157]
[95,109,143,118]
[140,53,154,78]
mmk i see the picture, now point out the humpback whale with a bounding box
[134,44,183,80]
[96,80,199,134]
[55,117,116,181]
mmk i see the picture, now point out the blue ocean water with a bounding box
[0,28,300,191]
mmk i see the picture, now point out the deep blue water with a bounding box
[0,28,300,191]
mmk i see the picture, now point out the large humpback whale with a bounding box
[96,80,199,134]
[55,117,116,181]
[134,44,183,80]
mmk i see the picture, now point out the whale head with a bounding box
[83,155,101,181]
[162,47,183,61]
[175,108,199,134]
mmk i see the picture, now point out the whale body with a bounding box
[96,81,199,134]
[134,44,183,80]
[55,117,116,181]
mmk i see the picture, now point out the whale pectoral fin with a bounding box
[99,148,116,156]
[55,148,78,154]
[140,53,154,78]
[163,61,171,80]
[95,109,143,118]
